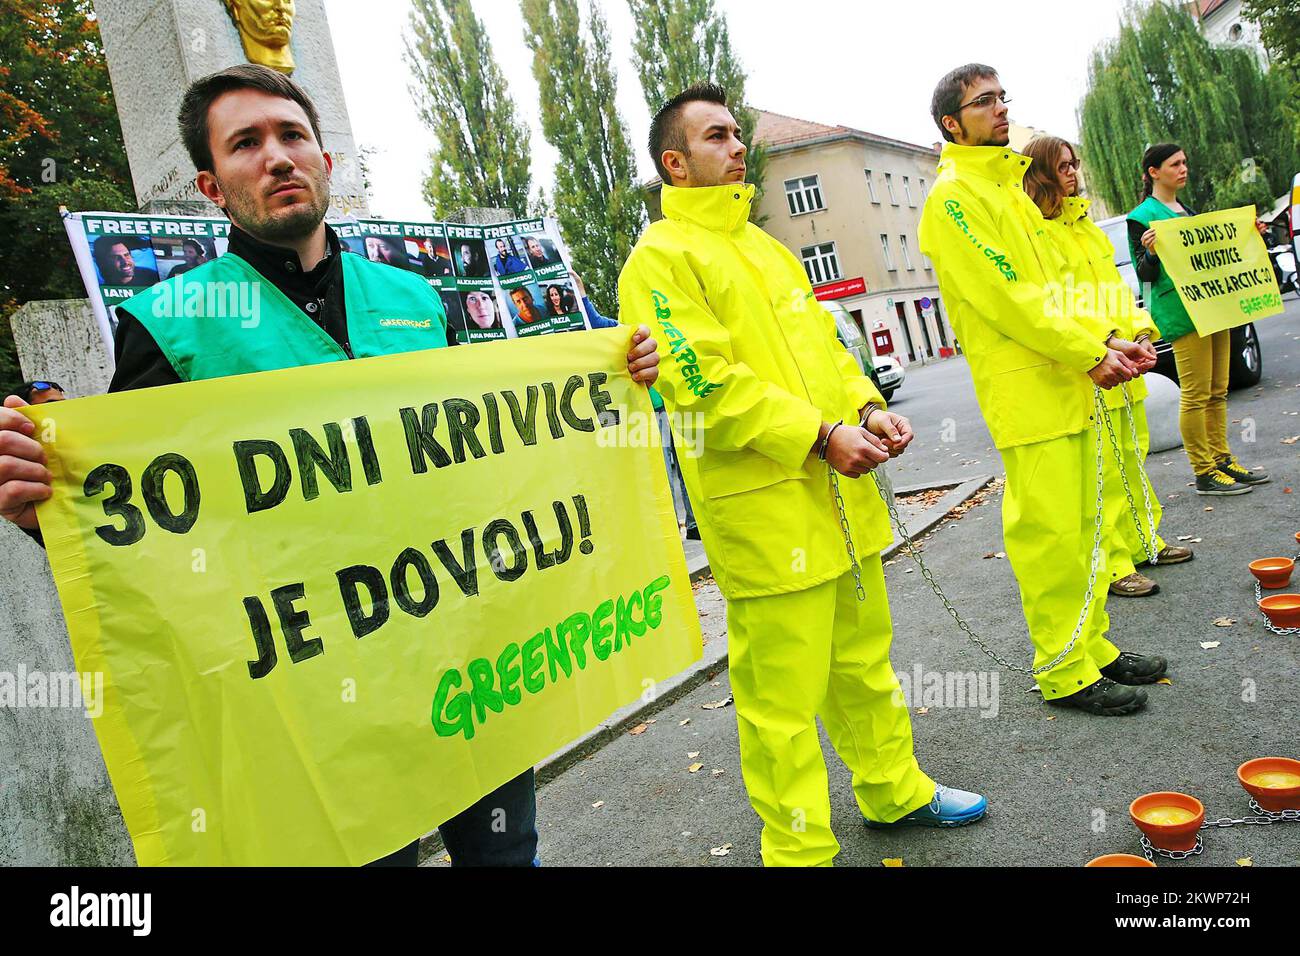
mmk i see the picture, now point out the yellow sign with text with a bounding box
[1152,205,1283,336]
[27,328,702,866]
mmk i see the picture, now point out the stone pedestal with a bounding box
[10,299,114,398]
[94,0,368,217]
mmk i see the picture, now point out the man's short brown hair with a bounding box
[649,82,730,183]
[930,63,998,143]
[178,64,324,172]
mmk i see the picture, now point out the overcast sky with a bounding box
[325,0,1133,220]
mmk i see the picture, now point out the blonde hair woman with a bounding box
[1022,134,1193,604]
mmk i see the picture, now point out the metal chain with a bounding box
[828,468,868,602]
[1254,554,1300,636]
[1140,834,1204,862]
[869,388,1108,676]
[1101,384,1160,566]
[1138,802,1299,863]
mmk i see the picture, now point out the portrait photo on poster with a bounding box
[91,233,161,291]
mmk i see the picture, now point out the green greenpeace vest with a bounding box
[118,251,447,381]
[1127,195,1194,342]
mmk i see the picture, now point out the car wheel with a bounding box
[880,387,896,402]
[1229,323,1262,389]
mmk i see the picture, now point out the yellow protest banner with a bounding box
[1151,205,1283,336]
[26,328,702,866]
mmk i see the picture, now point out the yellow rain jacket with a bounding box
[918,144,1110,449]
[1044,196,1161,410]
[618,183,891,599]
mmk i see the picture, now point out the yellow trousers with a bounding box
[727,557,935,867]
[1001,429,1120,698]
[1170,329,1232,476]
[1102,399,1167,581]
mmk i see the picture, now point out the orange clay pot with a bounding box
[1259,594,1300,629]
[1086,853,1156,867]
[1130,792,1204,852]
[1249,557,1295,589]
[1237,757,1300,812]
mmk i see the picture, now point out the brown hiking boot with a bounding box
[1109,571,1159,597]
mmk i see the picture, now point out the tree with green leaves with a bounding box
[626,0,767,211]
[1242,0,1300,72]
[1079,1,1294,215]
[404,0,532,218]
[520,0,644,312]
[0,0,134,387]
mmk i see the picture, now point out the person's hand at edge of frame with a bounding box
[0,395,53,531]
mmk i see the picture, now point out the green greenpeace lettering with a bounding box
[649,290,724,398]
[431,574,673,740]
[943,199,1018,282]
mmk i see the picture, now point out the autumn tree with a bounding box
[0,0,134,386]
[520,0,644,312]
[405,0,533,218]
[1079,1,1293,215]
[626,0,767,213]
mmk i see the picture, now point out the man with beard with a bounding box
[918,64,1164,715]
[0,64,662,864]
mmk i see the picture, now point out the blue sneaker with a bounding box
[863,784,988,829]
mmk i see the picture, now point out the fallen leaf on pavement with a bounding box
[882,858,904,867]
[628,723,649,735]
[1200,641,1221,649]
[1177,535,1194,541]
[905,568,915,573]
[1156,677,1172,685]
[688,751,700,758]
[701,696,733,710]
[710,843,733,857]
[995,551,1006,558]
[1204,506,1214,512]
[1212,617,1236,627]
[1285,487,1293,494]
[712,769,725,776]
[679,718,691,726]
[591,800,605,809]
[1282,436,1300,445]
[983,552,996,559]
[915,707,929,715]
[1045,715,1056,721]
[1237,857,1253,867]
[688,762,704,773]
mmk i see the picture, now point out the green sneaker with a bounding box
[1196,470,1252,495]
[1218,456,1269,485]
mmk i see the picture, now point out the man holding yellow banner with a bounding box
[1127,143,1274,496]
[0,65,676,867]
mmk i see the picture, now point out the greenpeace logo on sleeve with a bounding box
[649,290,723,398]
[50,886,151,936]
[943,199,1018,282]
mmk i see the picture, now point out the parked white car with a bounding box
[824,300,906,401]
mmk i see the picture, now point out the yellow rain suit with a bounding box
[918,144,1119,699]
[1044,197,1166,581]
[618,182,934,866]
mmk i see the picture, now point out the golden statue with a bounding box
[224,0,297,74]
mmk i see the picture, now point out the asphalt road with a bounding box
[530,302,1300,867]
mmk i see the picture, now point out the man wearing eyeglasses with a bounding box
[918,64,1166,717]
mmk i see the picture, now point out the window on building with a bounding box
[903,176,914,206]
[864,168,879,203]
[801,242,841,284]
[919,177,928,200]
[880,234,895,271]
[885,173,898,205]
[783,175,825,216]
[900,234,914,270]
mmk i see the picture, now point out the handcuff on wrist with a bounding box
[818,419,845,461]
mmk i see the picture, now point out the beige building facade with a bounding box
[647,110,959,368]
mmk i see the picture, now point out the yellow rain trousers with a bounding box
[919,145,1116,698]
[1045,197,1167,582]
[619,183,933,865]
[728,558,934,867]
[1102,397,1166,581]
